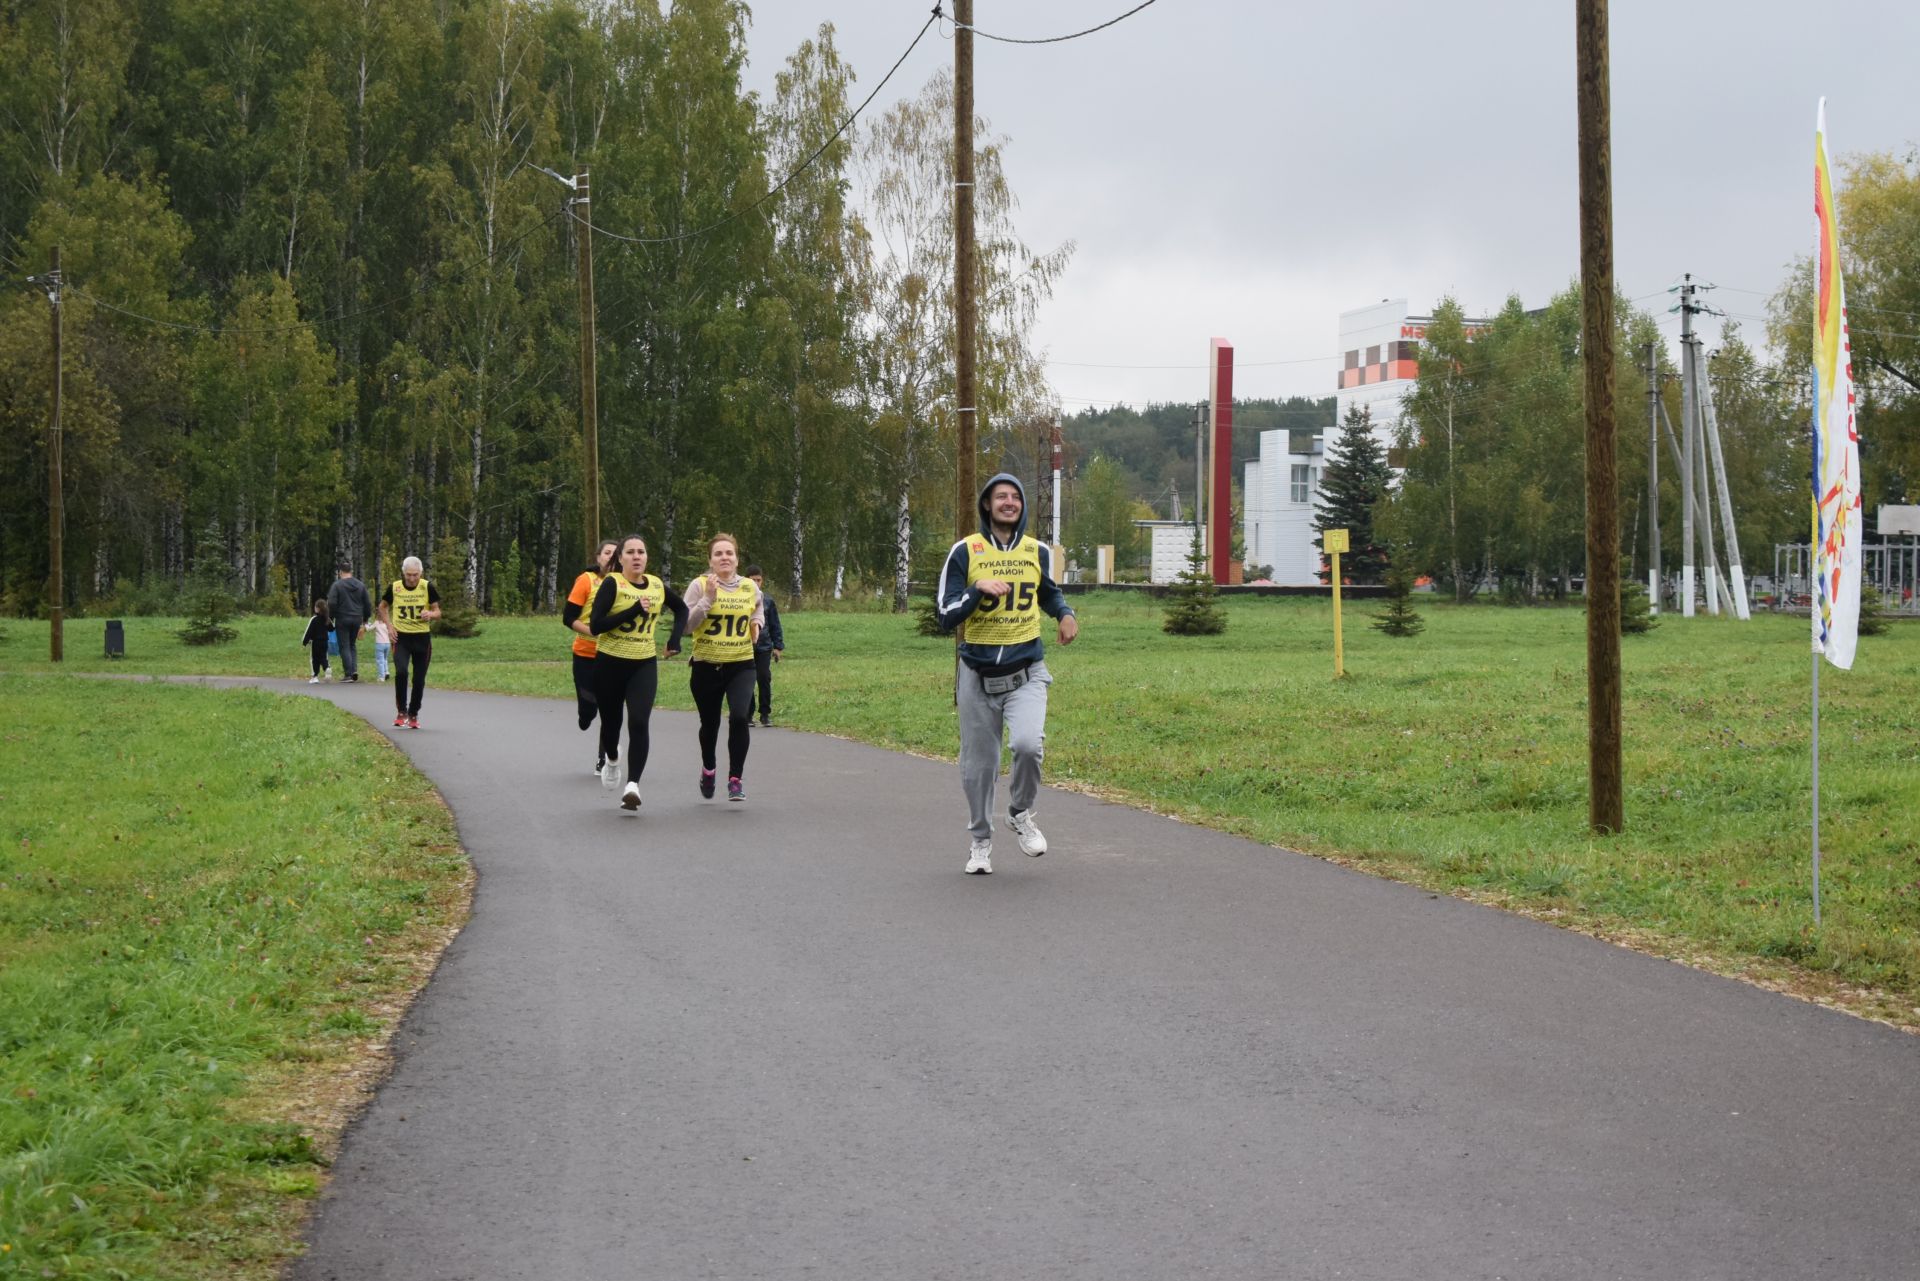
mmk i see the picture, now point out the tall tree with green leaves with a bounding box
[187,275,345,595]
[856,69,1071,610]
[1066,454,1142,570]
[406,0,564,601]
[756,23,864,602]
[592,0,768,579]
[1769,148,1920,503]
[1393,287,1662,601]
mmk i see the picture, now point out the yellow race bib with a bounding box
[390,578,433,634]
[960,537,1043,647]
[692,578,758,663]
[594,574,666,660]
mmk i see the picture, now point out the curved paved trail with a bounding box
[249,679,1916,1280]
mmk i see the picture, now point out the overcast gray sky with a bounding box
[737,1,1920,412]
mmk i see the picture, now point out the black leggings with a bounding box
[690,659,755,778]
[595,655,658,784]
[392,633,432,715]
[573,653,598,731]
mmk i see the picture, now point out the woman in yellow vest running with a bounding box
[588,534,689,810]
[682,532,764,801]
[563,539,620,774]
[377,556,442,729]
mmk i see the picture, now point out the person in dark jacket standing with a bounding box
[935,472,1077,876]
[326,563,373,683]
[743,565,784,727]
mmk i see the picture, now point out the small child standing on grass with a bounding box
[301,599,333,683]
[370,616,393,682]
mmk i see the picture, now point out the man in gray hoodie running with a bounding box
[935,472,1079,875]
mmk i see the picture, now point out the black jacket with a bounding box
[753,593,784,652]
[327,576,372,626]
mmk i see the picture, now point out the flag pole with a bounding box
[1811,651,1822,926]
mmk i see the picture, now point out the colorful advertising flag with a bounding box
[1811,99,1863,670]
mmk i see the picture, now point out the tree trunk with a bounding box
[833,520,848,601]
[892,478,911,613]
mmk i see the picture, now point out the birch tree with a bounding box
[856,70,1071,610]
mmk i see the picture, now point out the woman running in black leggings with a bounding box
[683,532,763,801]
[589,534,688,811]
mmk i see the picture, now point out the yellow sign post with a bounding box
[1324,528,1349,677]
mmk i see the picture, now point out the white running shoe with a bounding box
[308,676,321,684]
[620,781,642,810]
[1008,809,1048,857]
[600,757,621,789]
[965,840,993,875]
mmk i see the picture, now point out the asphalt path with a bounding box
[230,677,1920,1281]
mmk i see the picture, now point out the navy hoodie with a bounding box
[935,472,1072,672]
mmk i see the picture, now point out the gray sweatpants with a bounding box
[957,659,1052,842]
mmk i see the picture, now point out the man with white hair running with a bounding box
[377,556,442,729]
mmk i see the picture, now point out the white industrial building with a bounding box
[1243,299,1492,586]
[1240,428,1325,584]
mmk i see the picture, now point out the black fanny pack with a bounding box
[974,658,1032,695]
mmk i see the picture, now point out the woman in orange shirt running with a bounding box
[563,540,619,775]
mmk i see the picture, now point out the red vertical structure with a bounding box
[1209,338,1234,583]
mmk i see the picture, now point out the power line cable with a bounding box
[1721,308,1920,342]
[581,10,938,249]
[959,0,1161,45]
[1711,283,1920,324]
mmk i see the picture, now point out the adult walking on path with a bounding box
[936,471,1077,875]
[562,539,619,772]
[326,563,374,683]
[377,556,440,729]
[683,533,762,802]
[587,534,688,810]
[744,564,783,727]
[273,680,1920,1281]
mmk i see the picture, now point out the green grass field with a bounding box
[0,677,467,1279]
[5,596,1918,1024]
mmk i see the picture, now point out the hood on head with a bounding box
[977,472,1028,542]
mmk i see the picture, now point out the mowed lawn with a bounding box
[6,595,1918,1023]
[0,676,467,1279]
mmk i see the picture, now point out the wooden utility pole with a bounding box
[953,0,978,537]
[573,171,600,555]
[1576,0,1622,833]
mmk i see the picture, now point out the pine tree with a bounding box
[176,525,240,646]
[1163,527,1227,636]
[1372,560,1425,637]
[1314,405,1394,584]
[428,534,483,638]
[1857,586,1890,637]
[1619,581,1658,635]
